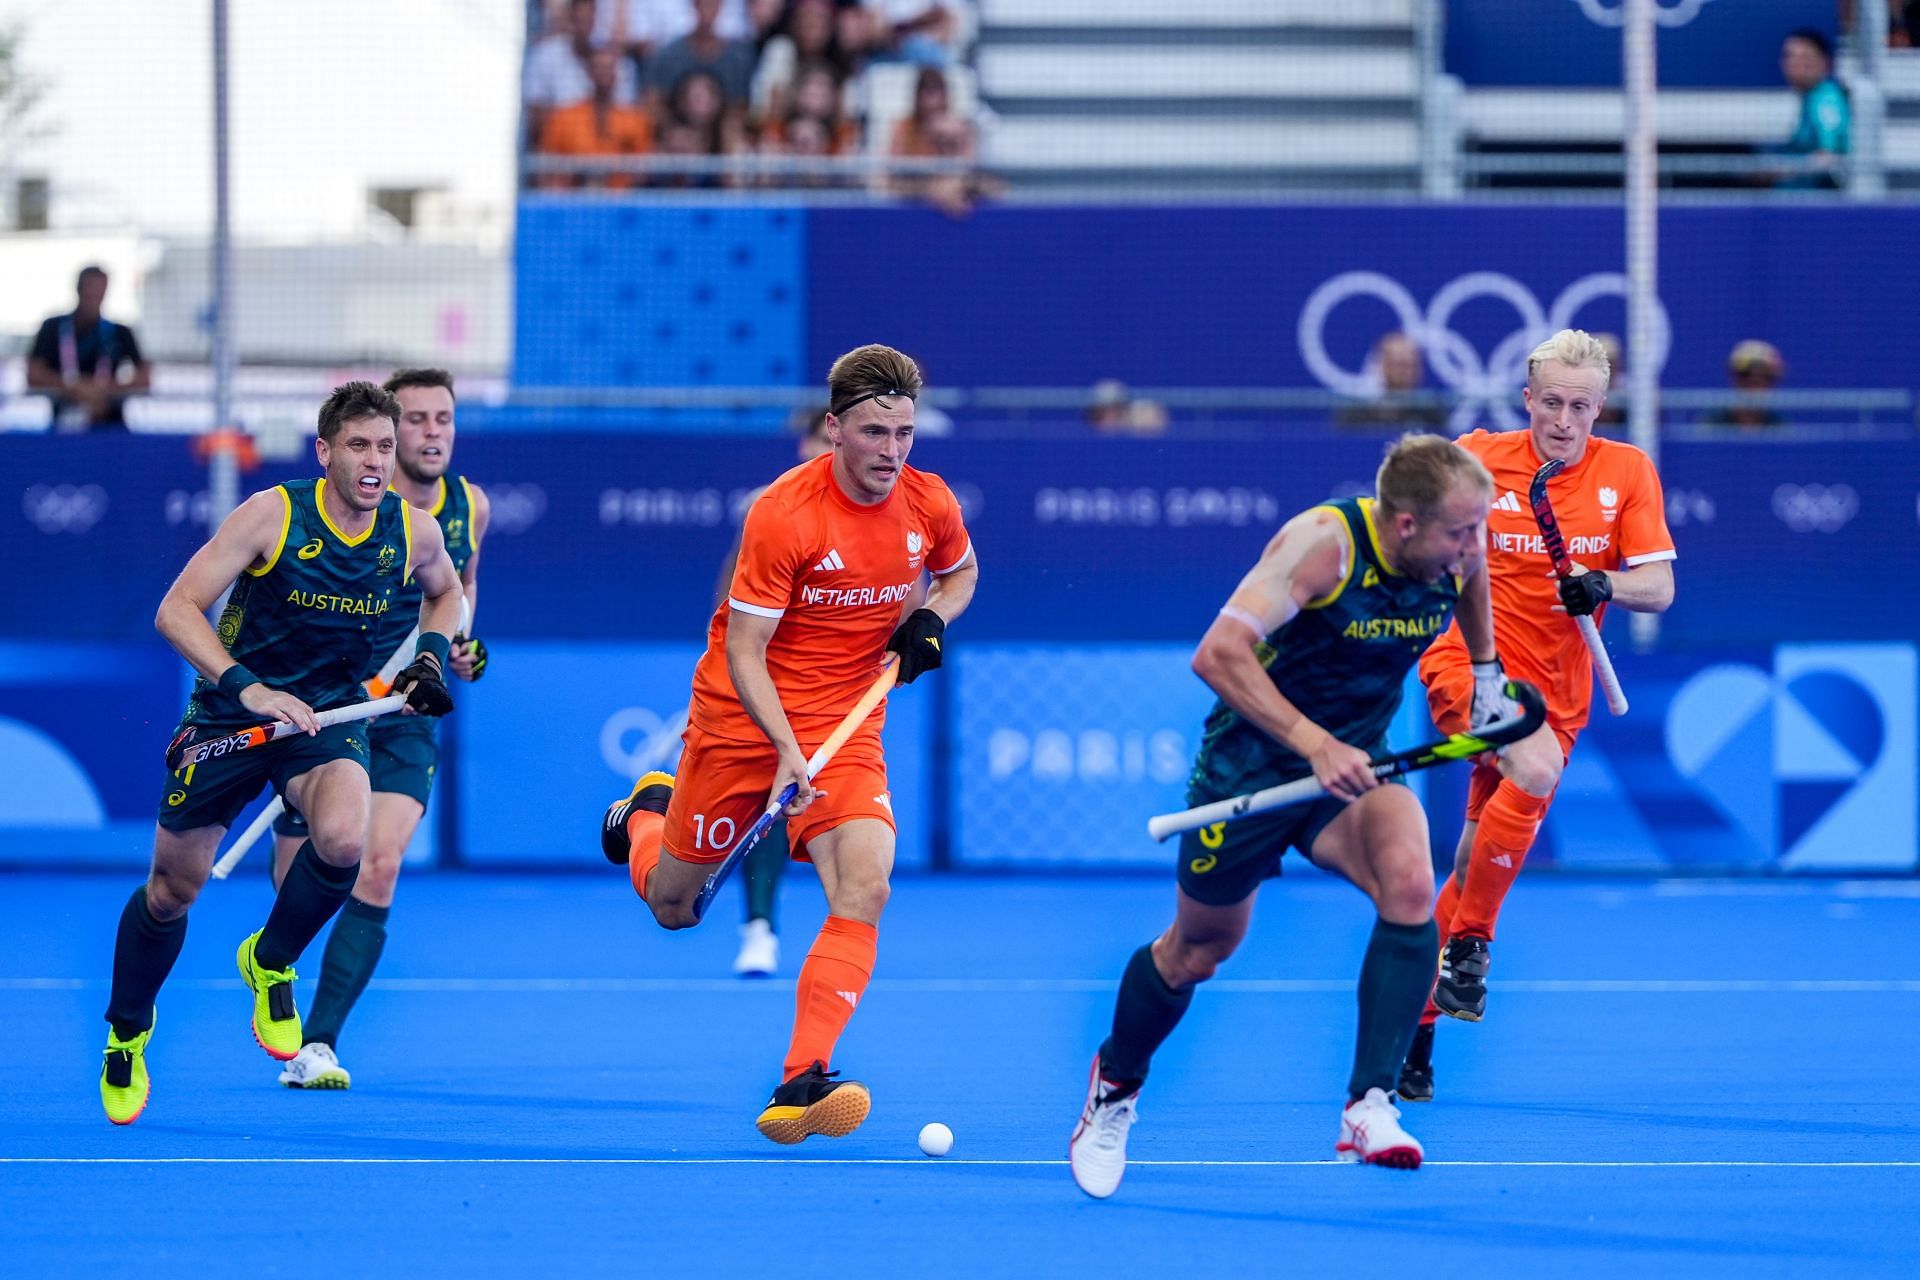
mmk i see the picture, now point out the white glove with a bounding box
[1471,658,1522,731]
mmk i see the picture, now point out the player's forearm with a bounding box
[1455,567,1499,663]
[419,583,465,644]
[725,641,802,755]
[1604,562,1674,613]
[922,558,977,626]
[1192,637,1326,759]
[155,592,242,683]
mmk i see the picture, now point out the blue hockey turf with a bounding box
[4,871,1917,1277]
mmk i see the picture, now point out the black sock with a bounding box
[105,886,186,1040]
[1097,943,1194,1084]
[254,842,359,973]
[745,822,788,928]
[303,896,389,1049]
[1349,916,1440,1102]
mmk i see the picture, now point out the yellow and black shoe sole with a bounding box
[756,1082,872,1145]
[600,771,675,864]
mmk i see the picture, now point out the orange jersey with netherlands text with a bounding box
[689,452,973,744]
[1423,429,1675,733]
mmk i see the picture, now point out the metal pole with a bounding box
[1853,0,1889,198]
[209,0,239,526]
[1623,0,1659,651]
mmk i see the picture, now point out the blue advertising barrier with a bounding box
[454,641,934,870]
[1443,0,1831,88]
[10,433,1917,648]
[509,203,1920,407]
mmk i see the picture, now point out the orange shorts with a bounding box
[1422,654,1578,822]
[661,723,894,865]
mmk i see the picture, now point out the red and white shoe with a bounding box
[1336,1086,1424,1169]
[1068,1054,1140,1199]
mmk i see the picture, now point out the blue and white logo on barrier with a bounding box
[1571,0,1718,27]
[1665,645,1916,870]
[1296,270,1671,433]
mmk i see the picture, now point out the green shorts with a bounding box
[158,719,371,834]
[272,716,438,836]
[1174,774,1406,908]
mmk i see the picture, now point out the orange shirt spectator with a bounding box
[539,46,654,188]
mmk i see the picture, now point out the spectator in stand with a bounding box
[887,66,996,216]
[659,68,748,187]
[753,0,857,124]
[1775,28,1849,189]
[1084,379,1168,436]
[1333,332,1447,431]
[1703,340,1789,430]
[538,47,655,188]
[858,0,960,66]
[592,0,764,67]
[646,0,760,114]
[525,0,639,142]
[27,265,151,432]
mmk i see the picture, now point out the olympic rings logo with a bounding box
[22,484,110,534]
[1772,483,1858,534]
[1571,0,1718,27]
[1297,270,1671,432]
[600,704,689,777]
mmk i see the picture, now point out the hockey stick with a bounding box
[210,795,285,880]
[1145,679,1547,842]
[1529,458,1629,715]
[166,695,407,772]
[204,599,473,876]
[689,658,899,922]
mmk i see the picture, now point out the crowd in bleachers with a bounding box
[523,0,991,206]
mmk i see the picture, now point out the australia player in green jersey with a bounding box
[269,368,490,1090]
[98,380,464,1126]
[1070,433,1512,1194]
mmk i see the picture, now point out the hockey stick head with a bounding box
[1429,678,1548,761]
[1527,458,1576,576]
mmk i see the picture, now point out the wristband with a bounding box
[219,664,259,699]
[414,632,452,669]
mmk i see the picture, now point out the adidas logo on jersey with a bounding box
[1494,490,1524,514]
[813,548,847,573]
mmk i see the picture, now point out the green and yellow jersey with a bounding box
[366,474,476,669]
[186,478,413,727]
[1188,496,1460,801]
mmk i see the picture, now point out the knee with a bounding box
[1503,747,1562,799]
[649,900,701,931]
[831,874,890,925]
[1156,934,1234,987]
[146,870,200,920]
[1375,856,1435,924]
[307,817,367,868]
[356,848,404,905]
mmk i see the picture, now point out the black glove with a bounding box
[885,608,947,685]
[392,656,455,716]
[1558,569,1613,617]
[453,633,489,681]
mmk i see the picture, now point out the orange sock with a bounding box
[1447,780,1550,942]
[626,810,664,902]
[1419,874,1464,1026]
[783,915,877,1080]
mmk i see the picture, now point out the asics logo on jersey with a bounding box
[1493,490,1524,514]
[297,538,325,560]
[813,548,847,573]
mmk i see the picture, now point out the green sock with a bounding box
[303,896,389,1050]
[744,821,789,928]
[1349,917,1439,1101]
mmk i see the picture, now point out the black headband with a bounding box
[829,387,916,418]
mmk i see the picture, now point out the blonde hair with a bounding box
[1375,432,1492,520]
[1526,328,1612,384]
[827,344,924,417]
